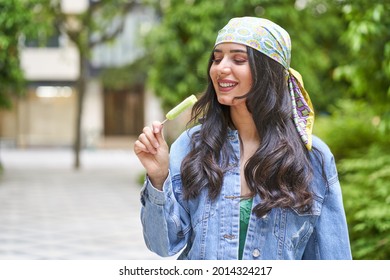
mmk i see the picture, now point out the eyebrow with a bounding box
[213,49,247,54]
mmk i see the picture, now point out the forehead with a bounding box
[213,42,247,53]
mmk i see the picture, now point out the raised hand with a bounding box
[133,121,169,190]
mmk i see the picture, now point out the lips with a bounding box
[217,79,238,91]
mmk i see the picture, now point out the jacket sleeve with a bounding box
[140,172,191,257]
[139,128,197,257]
[303,142,352,260]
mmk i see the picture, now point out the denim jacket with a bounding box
[140,125,352,260]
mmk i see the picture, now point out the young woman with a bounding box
[134,17,352,260]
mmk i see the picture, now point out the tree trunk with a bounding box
[0,146,3,174]
[74,53,87,169]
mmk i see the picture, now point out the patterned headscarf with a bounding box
[215,17,314,150]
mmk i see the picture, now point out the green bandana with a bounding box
[215,17,314,150]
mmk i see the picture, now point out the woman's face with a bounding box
[209,43,253,107]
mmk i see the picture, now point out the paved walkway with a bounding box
[0,148,176,260]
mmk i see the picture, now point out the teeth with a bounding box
[219,82,236,88]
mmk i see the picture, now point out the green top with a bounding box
[238,198,253,259]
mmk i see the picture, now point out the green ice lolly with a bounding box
[162,95,197,124]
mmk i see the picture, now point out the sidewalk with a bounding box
[0,148,176,260]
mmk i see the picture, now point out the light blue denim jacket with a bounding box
[140,125,352,260]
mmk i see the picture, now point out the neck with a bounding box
[230,105,259,142]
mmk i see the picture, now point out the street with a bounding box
[0,148,176,260]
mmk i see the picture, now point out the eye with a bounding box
[212,58,222,64]
[233,56,248,64]
[234,59,247,65]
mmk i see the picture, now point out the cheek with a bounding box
[241,68,253,89]
[209,67,218,85]
[209,66,216,79]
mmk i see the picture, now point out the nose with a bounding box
[217,68,231,80]
[216,60,232,78]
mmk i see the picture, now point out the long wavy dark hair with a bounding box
[181,46,314,217]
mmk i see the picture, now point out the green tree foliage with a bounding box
[313,100,381,159]
[323,0,390,259]
[317,100,390,259]
[145,0,347,112]
[0,0,50,108]
[339,146,390,260]
[334,0,390,117]
[314,91,389,260]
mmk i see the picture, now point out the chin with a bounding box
[216,95,233,106]
[217,95,245,106]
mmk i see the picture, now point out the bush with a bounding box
[338,146,390,259]
[314,99,390,259]
[313,100,381,160]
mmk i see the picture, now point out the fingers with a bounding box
[137,127,158,154]
[133,139,149,155]
[152,121,164,143]
[134,122,164,155]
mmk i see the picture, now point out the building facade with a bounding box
[0,0,162,149]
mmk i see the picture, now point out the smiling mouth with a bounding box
[219,82,237,88]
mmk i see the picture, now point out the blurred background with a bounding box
[0,0,389,260]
